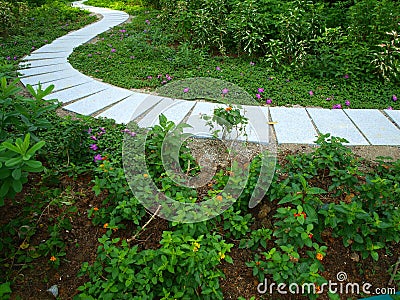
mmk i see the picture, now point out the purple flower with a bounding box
[250,61,255,66]
[266,99,272,105]
[344,74,349,79]
[119,29,126,33]
[145,19,151,25]
[222,88,229,95]
[309,91,314,96]
[90,144,98,151]
[183,87,190,93]
[94,154,103,162]
[6,56,10,60]
[256,94,261,99]
[32,46,35,50]
[147,76,152,79]
[166,74,172,80]
[258,88,264,93]
[143,29,148,33]
[87,128,92,134]
[326,97,332,101]
[393,95,397,101]
[13,56,17,60]
[90,135,97,141]
[44,40,48,43]
[216,66,221,71]
[122,129,136,137]
[161,80,167,85]
[157,74,162,79]
[88,54,92,57]
[345,100,351,106]
[332,104,342,109]
[111,48,116,53]
[100,127,106,133]
[387,106,393,110]
[130,56,135,59]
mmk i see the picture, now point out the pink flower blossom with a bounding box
[258,88,264,93]
[250,61,255,65]
[344,74,349,79]
[216,66,221,71]
[90,144,98,151]
[393,95,397,101]
[222,88,229,94]
[332,104,342,109]
[387,106,393,110]
[111,48,116,53]
[145,19,150,25]
[266,99,272,105]
[256,94,261,99]
[345,100,350,106]
[183,87,190,93]
[94,154,103,162]
[309,91,314,96]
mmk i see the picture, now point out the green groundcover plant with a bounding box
[69,0,400,109]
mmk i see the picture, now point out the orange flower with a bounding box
[143,174,149,178]
[315,285,321,293]
[294,213,300,217]
[93,207,99,211]
[216,195,223,202]
[255,261,260,266]
[301,212,307,219]
[103,223,109,229]
[316,253,323,261]
[225,106,232,111]
[112,227,118,232]
[50,256,57,262]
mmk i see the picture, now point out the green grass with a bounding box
[68,3,399,110]
[0,1,97,66]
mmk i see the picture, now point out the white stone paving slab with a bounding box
[97,93,158,124]
[44,80,109,103]
[307,108,369,145]
[385,110,400,128]
[18,64,74,77]
[20,58,68,68]
[23,52,67,60]
[237,105,270,144]
[184,102,223,138]
[270,107,318,144]
[37,75,94,93]
[159,100,196,125]
[19,70,77,86]
[137,98,176,128]
[63,87,133,115]
[345,109,400,145]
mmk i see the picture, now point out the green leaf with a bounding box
[5,157,22,167]
[0,182,10,198]
[26,140,45,157]
[370,251,379,261]
[11,168,21,180]
[12,179,22,193]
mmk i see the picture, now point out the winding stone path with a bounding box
[18,1,400,146]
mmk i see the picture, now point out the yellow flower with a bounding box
[219,252,225,260]
[143,174,149,178]
[193,241,200,252]
[100,164,105,168]
[316,253,324,261]
[103,223,109,229]
[216,195,223,202]
[50,256,57,262]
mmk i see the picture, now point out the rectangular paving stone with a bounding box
[19,70,77,86]
[18,64,73,77]
[160,100,196,125]
[137,98,175,128]
[385,109,400,128]
[63,87,133,115]
[269,107,318,144]
[237,106,270,144]
[44,80,109,103]
[345,109,400,145]
[37,75,94,93]
[184,102,223,138]
[97,93,158,124]
[23,52,67,60]
[20,58,68,68]
[307,108,369,145]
